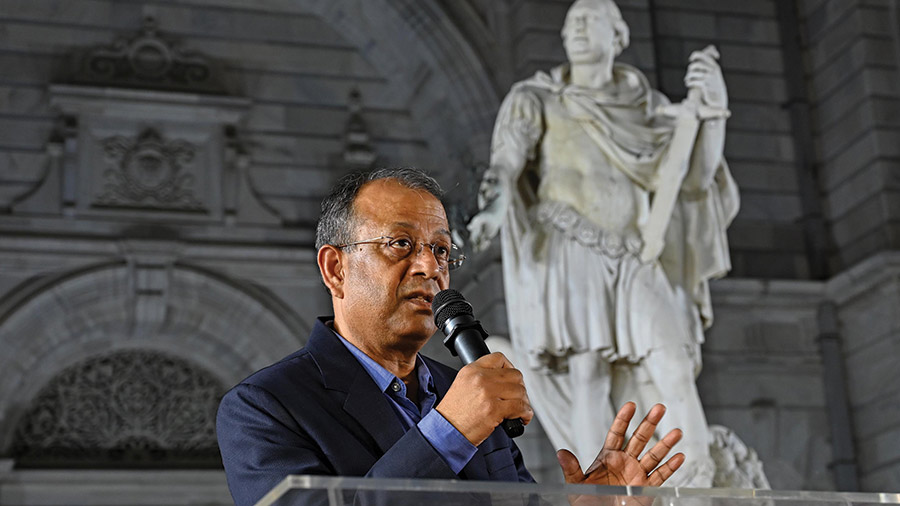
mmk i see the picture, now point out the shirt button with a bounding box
[391,382,401,392]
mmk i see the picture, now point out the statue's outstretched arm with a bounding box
[467,88,542,252]
[467,146,528,252]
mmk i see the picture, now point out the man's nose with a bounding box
[410,242,444,276]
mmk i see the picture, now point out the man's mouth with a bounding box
[405,292,434,307]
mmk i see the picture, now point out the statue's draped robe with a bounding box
[493,63,739,372]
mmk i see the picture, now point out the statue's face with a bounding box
[562,1,617,64]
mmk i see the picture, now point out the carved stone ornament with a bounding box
[70,16,227,94]
[342,88,377,169]
[11,350,223,467]
[96,129,203,210]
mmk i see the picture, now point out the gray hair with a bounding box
[315,167,444,251]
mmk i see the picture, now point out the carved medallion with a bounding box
[96,129,203,210]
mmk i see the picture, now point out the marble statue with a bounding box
[468,0,740,487]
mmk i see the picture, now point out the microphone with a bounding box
[432,289,525,438]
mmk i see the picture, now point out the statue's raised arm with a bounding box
[639,45,730,263]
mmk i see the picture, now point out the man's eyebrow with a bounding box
[391,223,451,238]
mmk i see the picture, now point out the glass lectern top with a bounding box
[255,475,900,506]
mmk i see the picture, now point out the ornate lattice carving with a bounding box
[70,17,227,94]
[11,350,223,467]
[96,129,203,210]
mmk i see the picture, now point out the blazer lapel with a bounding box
[306,318,405,455]
[342,371,405,454]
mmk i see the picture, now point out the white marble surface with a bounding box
[468,0,737,487]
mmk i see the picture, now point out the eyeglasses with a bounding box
[336,235,466,271]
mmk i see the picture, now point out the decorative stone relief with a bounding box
[70,16,227,95]
[342,88,377,170]
[710,425,772,488]
[0,152,49,212]
[118,240,180,336]
[11,349,223,467]
[96,129,202,210]
[12,17,277,225]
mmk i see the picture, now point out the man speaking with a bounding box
[216,168,684,506]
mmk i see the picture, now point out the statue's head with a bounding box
[561,0,630,64]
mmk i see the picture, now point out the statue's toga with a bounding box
[468,0,739,486]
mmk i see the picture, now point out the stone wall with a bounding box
[0,0,499,223]
[1,0,899,498]
[700,279,831,490]
[827,253,900,491]
[799,0,900,273]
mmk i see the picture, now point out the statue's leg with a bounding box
[642,344,715,487]
[567,352,615,468]
[485,337,601,471]
[521,366,578,465]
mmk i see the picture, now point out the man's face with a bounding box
[338,179,450,353]
[562,1,617,65]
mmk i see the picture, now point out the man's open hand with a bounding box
[557,402,685,487]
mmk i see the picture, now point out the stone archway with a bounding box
[0,261,308,458]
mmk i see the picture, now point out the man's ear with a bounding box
[317,245,345,298]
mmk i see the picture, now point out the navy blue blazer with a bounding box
[217,318,534,506]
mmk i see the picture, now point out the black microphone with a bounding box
[432,289,525,438]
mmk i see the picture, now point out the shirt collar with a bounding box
[329,325,435,396]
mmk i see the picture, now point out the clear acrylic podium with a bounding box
[255,475,900,506]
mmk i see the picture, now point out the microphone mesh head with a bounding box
[432,289,473,330]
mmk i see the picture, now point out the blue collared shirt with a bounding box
[333,330,477,474]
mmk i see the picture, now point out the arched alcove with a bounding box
[0,261,309,457]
